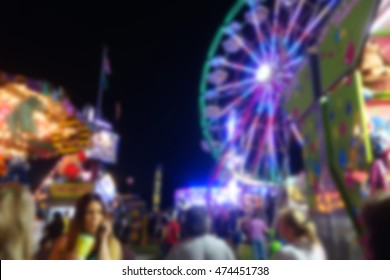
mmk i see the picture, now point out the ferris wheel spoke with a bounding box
[223,60,257,75]
[221,87,262,154]
[284,56,304,70]
[284,0,306,44]
[261,21,274,58]
[253,127,269,174]
[276,131,287,154]
[278,72,295,81]
[219,83,259,125]
[209,87,260,156]
[258,39,270,61]
[252,102,272,172]
[244,113,260,154]
[205,78,257,100]
[263,127,278,181]
[270,0,282,57]
[246,1,269,57]
[288,0,338,55]
[253,93,281,177]
[229,33,261,64]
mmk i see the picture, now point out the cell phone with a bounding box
[97,223,106,237]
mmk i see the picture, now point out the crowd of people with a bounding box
[157,204,325,260]
[1,183,390,260]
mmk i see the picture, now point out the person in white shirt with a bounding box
[166,206,235,260]
[275,208,326,260]
[32,211,46,255]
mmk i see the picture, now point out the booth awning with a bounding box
[0,72,92,158]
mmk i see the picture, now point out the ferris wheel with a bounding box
[199,0,340,187]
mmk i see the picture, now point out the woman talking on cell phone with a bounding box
[50,193,122,260]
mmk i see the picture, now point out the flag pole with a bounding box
[96,46,107,120]
[93,46,108,183]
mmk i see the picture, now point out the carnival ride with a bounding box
[199,0,340,187]
[200,0,390,259]
[288,0,390,222]
[0,72,91,159]
[282,0,390,259]
[0,71,121,217]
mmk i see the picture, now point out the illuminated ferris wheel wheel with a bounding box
[199,0,340,187]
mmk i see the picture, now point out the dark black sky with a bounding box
[0,0,243,207]
[1,0,304,208]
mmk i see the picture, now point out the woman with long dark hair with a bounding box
[50,193,122,260]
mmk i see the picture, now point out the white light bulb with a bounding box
[256,64,272,82]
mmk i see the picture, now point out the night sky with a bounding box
[1,0,303,208]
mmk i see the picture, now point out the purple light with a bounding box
[94,119,112,129]
[174,184,241,207]
[227,112,237,140]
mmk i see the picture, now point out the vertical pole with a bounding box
[308,48,362,236]
[153,165,162,212]
[92,46,107,185]
[276,112,291,227]
[96,46,106,120]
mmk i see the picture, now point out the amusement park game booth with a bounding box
[286,0,390,259]
[0,71,95,218]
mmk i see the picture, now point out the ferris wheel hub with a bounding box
[255,63,272,82]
